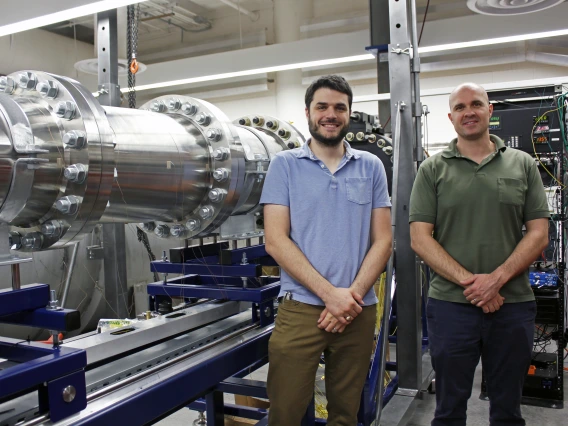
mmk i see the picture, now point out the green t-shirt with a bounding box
[409,135,550,303]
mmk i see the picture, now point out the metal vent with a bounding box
[467,0,565,16]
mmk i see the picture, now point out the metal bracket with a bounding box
[86,245,104,260]
[391,44,411,55]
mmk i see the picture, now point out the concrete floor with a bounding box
[156,359,567,426]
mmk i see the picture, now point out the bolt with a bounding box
[0,76,16,94]
[377,139,386,148]
[287,142,296,149]
[366,134,377,143]
[37,80,59,99]
[196,113,211,126]
[9,232,22,250]
[208,188,226,202]
[63,130,86,148]
[213,168,229,182]
[199,206,214,219]
[206,128,222,141]
[150,100,167,113]
[278,129,290,139]
[383,146,393,155]
[140,222,156,232]
[264,307,271,317]
[171,224,186,237]
[266,120,278,130]
[47,289,61,310]
[154,224,170,238]
[356,132,365,141]
[252,116,264,126]
[186,218,201,231]
[41,220,62,237]
[64,163,87,184]
[238,117,251,126]
[213,148,229,161]
[55,101,77,120]
[18,72,38,90]
[62,385,76,403]
[241,252,248,265]
[167,98,181,111]
[55,196,80,215]
[181,102,197,115]
[21,232,43,250]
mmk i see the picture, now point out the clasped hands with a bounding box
[460,273,505,313]
[317,287,364,334]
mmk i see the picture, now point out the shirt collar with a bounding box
[295,138,361,160]
[441,134,507,159]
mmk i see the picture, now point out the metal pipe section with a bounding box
[409,0,423,163]
[60,241,79,308]
[374,101,403,425]
[10,263,20,290]
[0,71,304,251]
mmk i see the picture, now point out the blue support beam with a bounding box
[147,281,280,304]
[0,284,49,317]
[151,260,262,277]
[0,340,86,401]
[219,245,269,265]
[0,308,81,331]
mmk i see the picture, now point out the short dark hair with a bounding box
[305,75,353,111]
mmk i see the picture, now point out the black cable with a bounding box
[418,0,430,45]
[127,4,140,109]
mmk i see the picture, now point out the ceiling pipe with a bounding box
[219,0,260,21]
[526,51,568,67]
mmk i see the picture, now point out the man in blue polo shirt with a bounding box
[260,75,392,426]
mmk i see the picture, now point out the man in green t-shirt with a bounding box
[409,82,549,426]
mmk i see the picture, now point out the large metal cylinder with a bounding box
[0,71,305,251]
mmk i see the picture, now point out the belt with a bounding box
[277,291,293,303]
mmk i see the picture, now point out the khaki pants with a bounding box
[267,299,376,426]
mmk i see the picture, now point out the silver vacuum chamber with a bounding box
[0,70,305,251]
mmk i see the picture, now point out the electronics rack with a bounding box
[485,86,567,408]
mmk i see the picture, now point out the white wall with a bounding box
[0,29,94,81]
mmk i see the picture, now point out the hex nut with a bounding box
[64,164,87,184]
[213,168,229,182]
[140,222,156,232]
[0,76,16,94]
[41,221,62,237]
[186,218,201,231]
[22,232,43,250]
[154,224,170,238]
[63,130,86,148]
[213,148,229,161]
[167,98,182,111]
[199,206,214,219]
[151,100,167,113]
[170,224,186,237]
[181,103,197,115]
[208,189,226,202]
[55,101,77,120]
[206,128,222,141]
[9,232,22,250]
[196,113,211,126]
[55,196,80,215]
[37,80,59,99]
[383,146,393,155]
[18,72,38,90]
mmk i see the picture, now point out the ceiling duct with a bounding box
[467,0,565,15]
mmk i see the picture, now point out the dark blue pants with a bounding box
[426,298,536,426]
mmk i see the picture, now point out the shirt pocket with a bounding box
[346,177,371,204]
[497,177,525,206]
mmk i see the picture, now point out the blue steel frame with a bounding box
[0,283,86,422]
[149,243,402,425]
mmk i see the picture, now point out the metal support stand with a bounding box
[388,0,422,394]
[97,9,130,319]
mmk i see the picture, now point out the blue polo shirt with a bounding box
[260,139,391,306]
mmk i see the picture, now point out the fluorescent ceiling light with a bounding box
[126,28,568,93]
[0,0,148,38]
[124,54,375,93]
[418,29,568,53]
